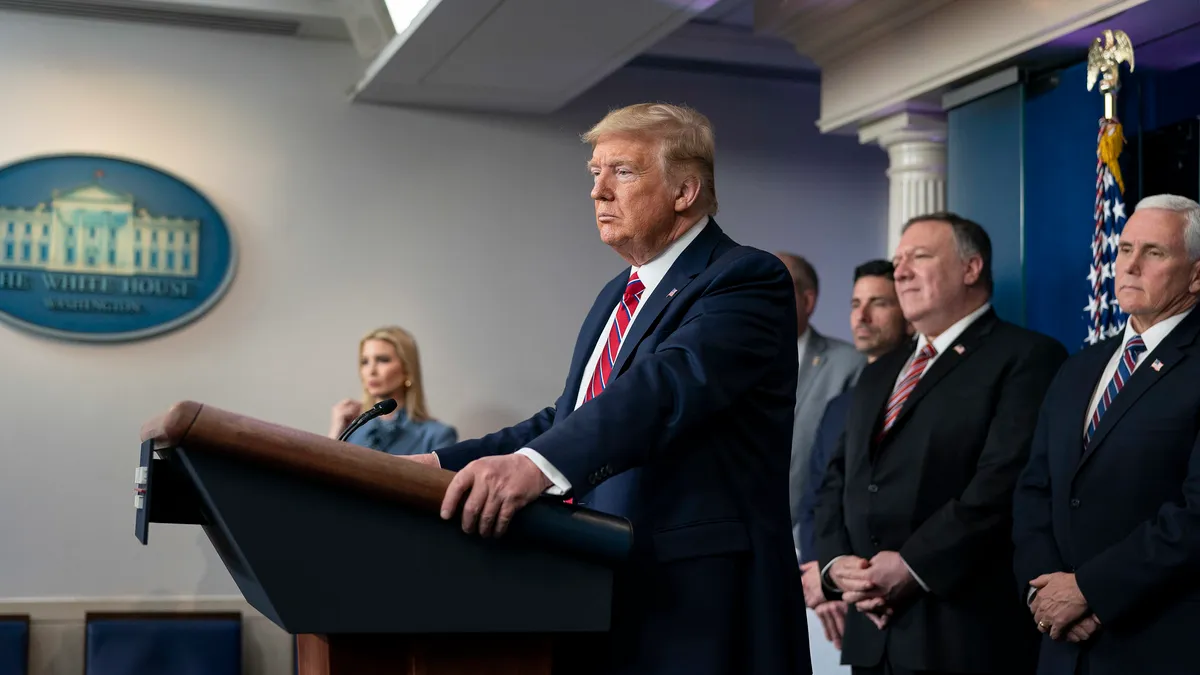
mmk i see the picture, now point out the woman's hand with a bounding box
[329,398,363,438]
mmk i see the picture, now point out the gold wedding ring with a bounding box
[1038,621,1048,630]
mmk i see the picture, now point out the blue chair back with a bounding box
[0,615,29,675]
[84,612,241,675]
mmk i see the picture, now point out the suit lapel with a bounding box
[863,343,912,458]
[1079,309,1200,467]
[559,272,628,420]
[794,331,828,412]
[1063,340,1120,465]
[607,221,727,378]
[888,309,998,432]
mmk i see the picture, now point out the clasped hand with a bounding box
[828,552,918,629]
[1029,572,1101,643]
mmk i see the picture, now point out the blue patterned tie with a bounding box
[1084,334,1146,445]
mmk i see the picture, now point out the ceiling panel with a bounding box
[354,0,722,113]
[698,0,752,25]
[424,0,700,91]
[1026,0,1200,71]
[716,2,755,27]
[0,0,347,38]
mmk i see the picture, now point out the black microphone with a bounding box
[337,398,398,442]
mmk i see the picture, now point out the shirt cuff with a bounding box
[516,448,571,496]
[429,452,442,468]
[821,555,845,592]
[900,554,930,592]
[1027,586,1038,606]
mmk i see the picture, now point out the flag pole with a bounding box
[1087,29,1135,119]
[1087,29,1135,191]
[1084,29,1136,345]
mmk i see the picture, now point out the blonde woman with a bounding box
[328,326,457,455]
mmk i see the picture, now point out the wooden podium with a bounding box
[135,401,632,675]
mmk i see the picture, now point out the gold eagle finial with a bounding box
[1087,29,1135,94]
[1087,29,1135,121]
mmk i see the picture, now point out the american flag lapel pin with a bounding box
[812,356,822,367]
[667,288,677,298]
[1152,359,1163,372]
[953,344,965,355]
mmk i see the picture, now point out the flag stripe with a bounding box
[1085,120,1128,346]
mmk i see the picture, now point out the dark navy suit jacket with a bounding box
[798,388,854,564]
[436,221,810,675]
[1013,307,1200,675]
[817,310,1066,674]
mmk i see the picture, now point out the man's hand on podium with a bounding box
[439,454,553,538]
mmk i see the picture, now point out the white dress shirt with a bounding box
[1082,307,1193,434]
[823,302,992,592]
[891,302,993,392]
[516,217,711,494]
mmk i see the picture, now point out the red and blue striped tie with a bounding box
[876,343,937,442]
[584,271,645,403]
[1085,334,1146,445]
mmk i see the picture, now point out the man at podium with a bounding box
[404,103,810,675]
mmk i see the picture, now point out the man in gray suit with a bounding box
[776,252,866,555]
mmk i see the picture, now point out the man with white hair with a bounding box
[1013,194,1200,675]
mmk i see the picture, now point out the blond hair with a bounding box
[358,325,432,423]
[581,102,718,214]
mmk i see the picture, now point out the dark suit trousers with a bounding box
[554,553,749,675]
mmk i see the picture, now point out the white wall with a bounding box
[0,11,885,601]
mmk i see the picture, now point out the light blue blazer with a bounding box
[344,409,457,456]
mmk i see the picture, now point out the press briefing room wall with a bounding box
[1021,61,1104,353]
[1122,61,1200,207]
[946,82,1026,328]
[945,58,1200,355]
[1023,59,1200,353]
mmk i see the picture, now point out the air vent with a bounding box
[0,0,302,36]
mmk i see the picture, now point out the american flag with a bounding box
[1085,120,1128,346]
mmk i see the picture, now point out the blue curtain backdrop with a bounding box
[1022,61,1103,352]
[947,83,1026,326]
[945,60,1175,353]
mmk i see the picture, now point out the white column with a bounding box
[859,112,948,256]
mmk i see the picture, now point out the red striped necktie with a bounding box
[583,271,646,403]
[565,272,644,506]
[876,343,937,442]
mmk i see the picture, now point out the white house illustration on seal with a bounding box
[0,182,200,277]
